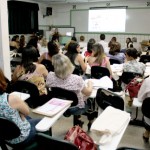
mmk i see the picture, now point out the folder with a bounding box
[32,98,72,117]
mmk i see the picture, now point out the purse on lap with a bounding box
[125,77,144,99]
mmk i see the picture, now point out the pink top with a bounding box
[46,72,86,108]
[90,57,109,67]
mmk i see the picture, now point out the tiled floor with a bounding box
[51,107,150,150]
[2,107,150,150]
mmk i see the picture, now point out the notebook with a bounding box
[32,98,72,117]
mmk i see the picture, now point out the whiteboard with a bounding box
[52,27,75,36]
[71,8,150,34]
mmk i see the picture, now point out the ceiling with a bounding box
[28,0,143,4]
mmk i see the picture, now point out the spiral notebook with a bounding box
[32,98,72,117]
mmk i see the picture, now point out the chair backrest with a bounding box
[41,59,54,72]
[141,97,150,119]
[139,55,150,64]
[109,58,121,65]
[91,66,110,79]
[36,133,79,150]
[96,88,124,110]
[121,72,142,85]
[10,80,40,108]
[51,87,78,107]
[0,117,20,141]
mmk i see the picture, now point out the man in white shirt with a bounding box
[132,37,142,54]
[99,34,109,54]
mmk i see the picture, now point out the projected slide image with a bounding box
[88,9,126,32]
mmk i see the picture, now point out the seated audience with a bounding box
[99,34,109,54]
[46,54,93,125]
[123,48,145,75]
[18,35,26,53]
[27,36,40,57]
[137,76,150,142]
[0,68,41,147]
[12,45,50,106]
[65,42,87,74]
[88,43,112,76]
[64,36,77,51]
[132,37,142,56]
[108,36,117,48]
[107,42,125,63]
[38,41,59,63]
[10,35,20,50]
[84,38,96,57]
[79,35,87,48]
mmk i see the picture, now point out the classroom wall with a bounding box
[9,0,150,48]
[37,0,150,48]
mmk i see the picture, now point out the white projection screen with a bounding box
[88,8,126,32]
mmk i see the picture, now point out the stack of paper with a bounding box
[85,76,113,89]
[32,98,72,117]
[91,106,130,145]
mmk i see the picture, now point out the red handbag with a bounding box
[64,126,97,150]
[125,77,143,98]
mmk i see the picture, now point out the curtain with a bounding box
[8,1,39,34]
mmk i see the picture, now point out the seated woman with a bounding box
[38,41,59,64]
[87,43,112,76]
[12,45,50,106]
[0,68,41,147]
[65,42,87,75]
[107,42,125,64]
[123,48,146,75]
[137,76,150,142]
[84,38,96,57]
[46,54,93,125]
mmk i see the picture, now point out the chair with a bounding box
[10,80,40,108]
[51,87,95,130]
[139,55,150,64]
[41,59,54,72]
[91,66,110,79]
[96,88,124,111]
[0,117,37,150]
[141,97,150,131]
[121,72,142,85]
[36,132,78,150]
[109,58,121,65]
[51,87,79,126]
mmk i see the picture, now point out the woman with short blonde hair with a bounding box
[52,53,75,79]
[46,53,93,126]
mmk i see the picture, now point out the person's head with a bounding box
[15,35,19,42]
[92,43,105,64]
[111,37,117,42]
[47,41,59,57]
[68,42,80,54]
[0,68,7,94]
[132,37,137,43]
[87,38,96,53]
[52,54,75,79]
[92,43,104,56]
[27,36,38,49]
[21,45,38,73]
[100,34,105,40]
[125,48,138,60]
[71,36,77,42]
[109,42,121,55]
[126,37,132,44]
[80,35,85,42]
